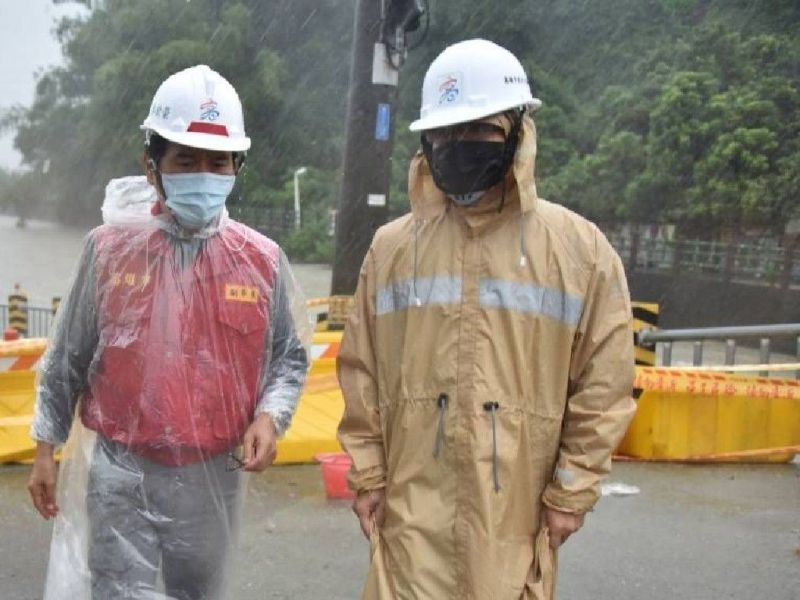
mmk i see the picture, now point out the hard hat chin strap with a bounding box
[146,156,167,204]
[497,107,526,213]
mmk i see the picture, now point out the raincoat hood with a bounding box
[155,206,230,240]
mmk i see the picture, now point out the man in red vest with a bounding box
[27,65,309,599]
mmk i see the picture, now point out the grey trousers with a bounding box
[87,437,241,600]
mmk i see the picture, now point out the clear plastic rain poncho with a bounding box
[31,176,311,599]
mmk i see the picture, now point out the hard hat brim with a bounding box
[409,98,542,132]
[143,125,251,153]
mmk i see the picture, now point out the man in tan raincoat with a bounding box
[337,39,636,599]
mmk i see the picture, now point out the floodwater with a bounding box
[0,215,89,307]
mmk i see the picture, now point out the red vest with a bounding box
[81,221,278,465]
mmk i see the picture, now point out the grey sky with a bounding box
[0,0,87,170]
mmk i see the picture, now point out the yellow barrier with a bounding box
[0,347,42,463]
[2,305,799,466]
[276,374,343,463]
[619,367,800,463]
[309,331,342,377]
[0,332,345,465]
[306,295,354,331]
[0,338,47,362]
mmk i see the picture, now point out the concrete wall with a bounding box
[628,271,800,352]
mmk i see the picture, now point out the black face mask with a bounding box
[427,140,507,196]
[421,113,523,202]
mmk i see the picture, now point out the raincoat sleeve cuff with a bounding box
[254,406,292,438]
[29,428,68,448]
[347,464,387,493]
[29,414,70,447]
[541,484,596,514]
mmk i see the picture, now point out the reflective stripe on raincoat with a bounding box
[337,115,636,599]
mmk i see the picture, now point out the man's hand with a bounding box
[242,413,278,472]
[28,442,59,519]
[543,506,585,549]
[353,488,386,539]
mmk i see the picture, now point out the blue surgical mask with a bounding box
[161,172,235,230]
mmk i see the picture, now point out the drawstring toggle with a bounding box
[433,393,449,458]
[483,401,501,493]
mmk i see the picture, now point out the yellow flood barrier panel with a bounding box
[0,415,36,463]
[4,329,799,465]
[0,373,344,464]
[0,335,344,465]
[0,371,344,465]
[0,338,47,363]
[619,367,800,463]
[308,331,342,377]
[275,373,343,464]
[0,340,45,463]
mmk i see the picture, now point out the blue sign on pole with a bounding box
[375,103,391,141]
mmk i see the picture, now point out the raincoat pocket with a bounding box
[216,301,267,345]
[362,519,394,600]
[522,527,557,600]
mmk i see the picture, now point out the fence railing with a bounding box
[227,205,297,243]
[638,323,800,378]
[0,304,55,339]
[608,236,799,288]
[228,205,408,245]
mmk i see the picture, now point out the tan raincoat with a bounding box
[337,116,636,599]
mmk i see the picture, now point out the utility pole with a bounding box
[331,0,426,295]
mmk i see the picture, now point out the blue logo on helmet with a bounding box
[438,74,460,105]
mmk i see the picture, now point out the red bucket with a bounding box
[315,452,355,499]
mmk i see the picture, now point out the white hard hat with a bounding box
[141,65,251,152]
[409,39,542,132]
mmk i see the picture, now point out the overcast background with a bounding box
[0,0,87,170]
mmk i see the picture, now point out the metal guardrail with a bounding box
[608,236,800,288]
[227,205,296,243]
[638,323,800,378]
[0,305,55,339]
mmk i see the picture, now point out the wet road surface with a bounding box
[2,460,798,599]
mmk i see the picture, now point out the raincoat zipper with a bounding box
[433,393,449,458]
[483,401,501,493]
